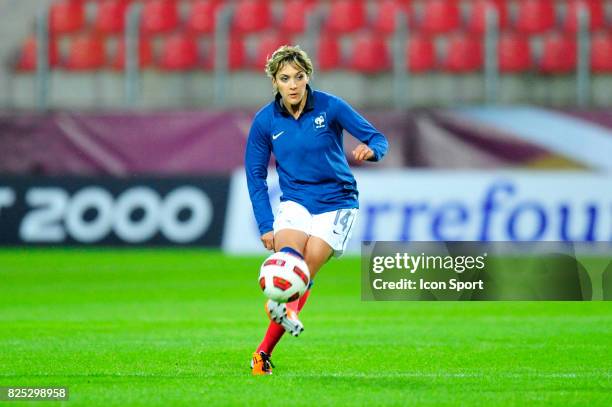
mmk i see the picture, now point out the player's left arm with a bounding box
[334,97,389,162]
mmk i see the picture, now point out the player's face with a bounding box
[273,63,309,107]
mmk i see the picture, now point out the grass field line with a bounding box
[1,371,609,380]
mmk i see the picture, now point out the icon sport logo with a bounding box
[313,113,327,130]
[272,131,284,140]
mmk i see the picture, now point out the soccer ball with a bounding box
[258,251,310,303]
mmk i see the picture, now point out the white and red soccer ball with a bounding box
[258,252,310,303]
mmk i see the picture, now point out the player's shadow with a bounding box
[602,260,612,300]
[471,252,591,301]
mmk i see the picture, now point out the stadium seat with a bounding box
[232,0,272,34]
[64,34,106,71]
[141,0,180,35]
[187,0,222,34]
[371,0,411,35]
[94,0,129,34]
[251,32,291,69]
[562,0,605,33]
[514,0,556,34]
[203,36,246,71]
[316,33,342,71]
[279,0,318,35]
[349,33,391,73]
[110,37,153,70]
[498,32,532,73]
[158,33,199,71]
[443,34,483,72]
[538,33,576,73]
[324,0,367,34]
[466,0,509,34]
[406,34,436,72]
[417,0,460,34]
[15,36,60,72]
[591,33,612,73]
[49,0,85,35]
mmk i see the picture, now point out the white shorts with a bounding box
[273,200,358,258]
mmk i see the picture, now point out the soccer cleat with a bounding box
[265,299,287,323]
[265,299,304,337]
[251,351,274,375]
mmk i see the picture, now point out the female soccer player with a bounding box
[246,45,388,375]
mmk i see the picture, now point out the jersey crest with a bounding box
[313,112,327,130]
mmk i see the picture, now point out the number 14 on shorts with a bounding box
[333,209,355,235]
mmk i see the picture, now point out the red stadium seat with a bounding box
[317,34,342,71]
[498,32,532,73]
[406,34,436,72]
[591,33,612,73]
[203,36,246,71]
[466,0,509,34]
[324,0,367,34]
[514,0,556,34]
[232,0,272,34]
[110,37,153,70]
[251,32,291,69]
[94,0,129,34]
[64,34,106,71]
[443,34,483,72]
[49,0,85,35]
[538,33,576,73]
[562,0,605,33]
[279,0,318,35]
[187,0,222,34]
[15,36,60,72]
[372,0,411,35]
[141,0,180,35]
[417,0,460,34]
[349,33,391,73]
[158,33,199,71]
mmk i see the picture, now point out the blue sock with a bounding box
[280,246,304,260]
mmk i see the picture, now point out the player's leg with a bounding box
[270,237,331,338]
[252,202,312,374]
[265,206,310,329]
[273,229,308,255]
[263,228,309,335]
[290,208,358,317]
[286,235,333,315]
[303,236,333,279]
[254,238,329,374]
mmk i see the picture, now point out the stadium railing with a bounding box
[10,0,612,110]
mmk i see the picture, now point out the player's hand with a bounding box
[352,144,374,162]
[260,231,275,252]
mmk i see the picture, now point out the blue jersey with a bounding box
[245,85,388,235]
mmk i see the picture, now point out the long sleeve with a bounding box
[245,117,274,235]
[334,97,389,162]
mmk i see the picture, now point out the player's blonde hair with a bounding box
[265,45,314,89]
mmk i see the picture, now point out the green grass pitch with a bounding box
[1,249,611,406]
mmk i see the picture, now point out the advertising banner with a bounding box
[223,169,612,254]
[0,177,229,246]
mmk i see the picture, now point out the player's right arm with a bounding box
[245,113,275,244]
